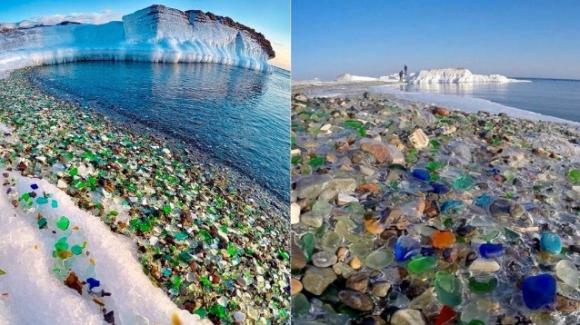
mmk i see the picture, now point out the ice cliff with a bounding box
[0,4,275,76]
[408,68,522,84]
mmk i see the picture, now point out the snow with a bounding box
[336,73,380,82]
[408,68,528,84]
[0,167,209,324]
[0,6,273,79]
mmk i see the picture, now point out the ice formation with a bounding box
[408,68,524,84]
[0,168,209,325]
[336,73,380,82]
[0,5,275,77]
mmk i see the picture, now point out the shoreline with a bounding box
[0,70,290,323]
[293,81,580,127]
[26,67,289,211]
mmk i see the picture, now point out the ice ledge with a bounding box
[0,5,275,78]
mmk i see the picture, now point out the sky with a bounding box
[293,0,580,80]
[0,0,290,69]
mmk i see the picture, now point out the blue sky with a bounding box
[293,0,580,80]
[0,0,290,69]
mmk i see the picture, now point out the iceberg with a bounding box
[408,68,526,84]
[0,5,275,77]
[336,73,380,82]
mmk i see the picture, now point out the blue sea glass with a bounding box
[441,200,464,214]
[430,182,450,194]
[540,231,562,254]
[411,168,430,181]
[479,243,504,258]
[394,236,420,262]
[522,274,556,309]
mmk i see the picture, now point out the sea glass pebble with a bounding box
[540,231,562,254]
[407,256,437,274]
[468,276,497,293]
[365,250,393,269]
[394,236,420,262]
[411,168,431,181]
[434,271,462,306]
[522,273,556,310]
[479,243,504,258]
[555,260,578,288]
[56,216,70,231]
[431,230,455,249]
[430,182,450,194]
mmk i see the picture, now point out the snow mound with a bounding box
[408,68,526,84]
[336,73,379,82]
[0,4,275,78]
[0,170,209,324]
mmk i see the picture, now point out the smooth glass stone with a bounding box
[365,249,393,269]
[312,251,338,268]
[540,231,562,254]
[522,273,556,310]
[440,200,464,214]
[452,173,474,190]
[394,236,420,262]
[468,276,498,293]
[87,277,100,290]
[31,184,39,190]
[420,246,436,256]
[174,232,188,241]
[56,216,70,231]
[407,255,437,274]
[474,194,492,209]
[479,243,504,258]
[568,169,580,184]
[71,245,83,255]
[431,230,456,249]
[36,197,49,205]
[411,168,430,181]
[430,182,450,194]
[555,260,579,288]
[320,231,342,252]
[434,271,462,306]
[37,217,47,229]
[292,293,311,316]
[51,200,58,208]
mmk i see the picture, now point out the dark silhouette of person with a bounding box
[404,65,408,76]
[399,70,404,81]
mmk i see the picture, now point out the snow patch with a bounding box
[0,170,209,324]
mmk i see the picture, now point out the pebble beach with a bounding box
[290,87,580,324]
[0,69,290,324]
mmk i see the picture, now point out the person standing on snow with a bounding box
[404,65,408,76]
[399,70,404,81]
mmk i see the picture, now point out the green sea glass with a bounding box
[434,271,463,306]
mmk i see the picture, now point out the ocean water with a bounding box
[403,78,580,122]
[33,62,290,200]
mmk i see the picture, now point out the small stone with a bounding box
[57,179,68,189]
[430,182,449,195]
[357,183,380,194]
[540,231,562,255]
[468,276,498,294]
[338,290,374,311]
[320,123,332,132]
[391,309,425,325]
[350,256,362,270]
[292,294,310,316]
[469,258,500,273]
[555,260,578,288]
[411,168,430,181]
[290,203,301,225]
[522,273,556,310]
[409,129,429,149]
[301,200,331,228]
[394,236,420,262]
[233,311,246,324]
[312,251,338,268]
[337,192,358,206]
[407,256,437,274]
[360,139,391,163]
[371,282,391,297]
[346,272,369,292]
[478,243,504,258]
[291,243,307,270]
[431,230,455,249]
[365,249,393,269]
[302,267,337,295]
[56,216,70,231]
[291,278,303,296]
[434,271,462,306]
[490,199,511,218]
[432,106,450,116]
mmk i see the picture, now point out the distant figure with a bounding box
[404,64,408,76]
[399,70,404,81]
